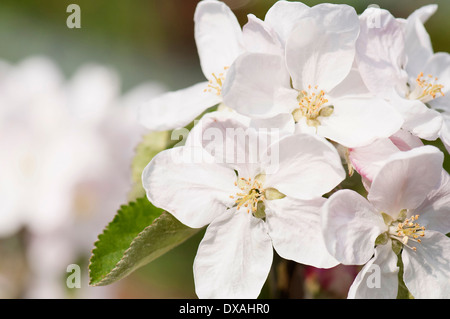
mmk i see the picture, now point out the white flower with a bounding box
[142,115,345,298]
[322,145,450,298]
[221,3,403,148]
[356,5,450,144]
[138,0,244,131]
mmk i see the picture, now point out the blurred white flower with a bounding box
[0,56,166,298]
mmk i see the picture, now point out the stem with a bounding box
[269,255,305,298]
[396,252,413,299]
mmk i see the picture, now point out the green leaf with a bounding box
[89,197,200,286]
[128,131,172,201]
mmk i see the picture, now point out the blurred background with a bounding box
[0,0,448,299]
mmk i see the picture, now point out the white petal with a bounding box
[439,114,450,153]
[196,114,272,179]
[403,231,450,299]
[142,146,237,228]
[264,133,345,200]
[322,189,386,265]
[138,81,221,131]
[407,4,438,24]
[249,113,295,137]
[404,4,439,77]
[286,4,359,92]
[422,52,450,96]
[404,17,433,78]
[356,8,408,97]
[412,170,450,234]
[242,14,283,56]
[390,95,443,140]
[347,243,399,299]
[194,0,243,78]
[221,52,295,118]
[327,65,371,100]
[368,146,444,217]
[264,0,310,45]
[265,196,339,268]
[194,209,273,298]
[317,96,403,148]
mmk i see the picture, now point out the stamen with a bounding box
[410,72,444,101]
[233,177,265,214]
[292,85,333,127]
[391,214,425,252]
[204,66,229,96]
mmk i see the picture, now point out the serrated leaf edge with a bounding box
[88,210,200,287]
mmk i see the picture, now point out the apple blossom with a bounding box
[356,5,450,146]
[322,146,450,298]
[142,115,345,298]
[222,3,403,148]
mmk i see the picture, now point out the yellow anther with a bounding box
[233,177,265,214]
[293,85,332,127]
[411,72,444,101]
[204,66,229,96]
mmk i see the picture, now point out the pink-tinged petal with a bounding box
[347,243,399,299]
[389,129,423,151]
[221,52,295,118]
[322,189,386,265]
[264,133,345,200]
[317,96,403,148]
[142,146,237,228]
[194,0,243,78]
[138,81,222,131]
[368,146,444,217]
[349,138,400,183]
[356,8,408,98]
[266,197,339,268]
[194,209,273,298]
[286,4,359,92]
[403,231,450,299]
[349,129,423,184]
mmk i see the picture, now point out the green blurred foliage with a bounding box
[1,0,448,91]
[0,0,448,299]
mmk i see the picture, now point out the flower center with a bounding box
[230,177,265,214]
[379,210,426,252]
[408,72,444,102]
[292,85,333,127]
[204,66,229,96]
[389,214,425,252]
